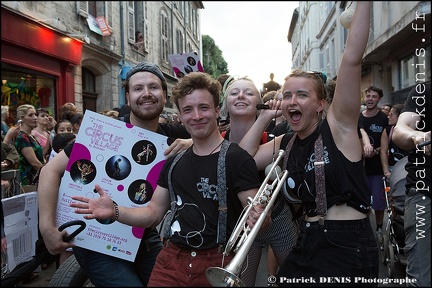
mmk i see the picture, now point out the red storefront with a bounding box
[1,6,82,122]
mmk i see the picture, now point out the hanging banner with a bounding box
[96,16,111,36]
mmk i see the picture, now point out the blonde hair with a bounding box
[100,110,119,119]
[16,104,35,121]
[219,76,263,119]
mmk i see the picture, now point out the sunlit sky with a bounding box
[200,1,299,90]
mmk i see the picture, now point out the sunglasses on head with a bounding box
[306,71,327,84]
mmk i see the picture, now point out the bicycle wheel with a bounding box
[48,254,93,287]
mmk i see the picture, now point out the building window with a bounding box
[399,46,431,89]
[161,11,169,63]
[88,1,96,17]
[127,1,136,43]
[176,29,184,54]
[1,63,56,122]
[129,1,149,53]
[82,68,97,113]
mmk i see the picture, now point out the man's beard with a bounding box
[131,104,163,121]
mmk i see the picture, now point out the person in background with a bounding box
[1,133,19,191]
[134,31,144,50]
[51,133,76,156]
[238,3,378,285]
[48,119,74,161]
[392,82,430,287]
[70,71,265,286]
[32,108,51,160]
[262,73,281,96]
[158,113,170,124]
[216,73,234,134]
[1,105,10,137]
[99,110,119,119]
[219,76,298,286]
[119,104,131,119]
[264,90,288,136]
[170,113,180,124]
[359,85,389,243]
[14,104,45,186]
[379,103,408,180]
[262,90,278,134]
[2,119,20,147]
[69,113,83,135]
[50,102,77,143]
[1,134,18,170]
[38,61,192,287]
[58,102,78,121]
[262,90,277,103]
[381,103,392,117]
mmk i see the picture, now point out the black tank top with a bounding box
[280,119,371,217]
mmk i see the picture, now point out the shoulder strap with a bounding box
[313,134,327,224]
[216,140,231,245]
[282,132,326,223]
[162,140,232,244]
[282,133,297,170]
[162,149,187,239]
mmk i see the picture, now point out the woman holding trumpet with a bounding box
[239,2,379,285]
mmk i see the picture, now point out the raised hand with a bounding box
[71,184,116,221]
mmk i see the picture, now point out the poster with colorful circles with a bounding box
[168,51,204,79]
[55,110,171,261]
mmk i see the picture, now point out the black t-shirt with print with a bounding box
[157,143,261,250]
[359,111,389,175]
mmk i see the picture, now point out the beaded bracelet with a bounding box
[113,201,119,221]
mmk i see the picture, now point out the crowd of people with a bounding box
[1,2,430,287]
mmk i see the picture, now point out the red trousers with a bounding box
[148,241,234,287]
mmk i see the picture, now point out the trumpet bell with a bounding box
[206,267,245,287]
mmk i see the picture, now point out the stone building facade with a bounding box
[1,1,204,119]
[288,1,431,104]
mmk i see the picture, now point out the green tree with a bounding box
[202,35,228,79]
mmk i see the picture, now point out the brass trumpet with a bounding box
[206,150,288,287]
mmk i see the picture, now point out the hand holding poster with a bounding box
[168,51,204,78]
[55,110,171,261]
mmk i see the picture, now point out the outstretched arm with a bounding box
[327,2,371,162]
[393,111,431,155]
[71,184,171,228]
[329,2,370,127]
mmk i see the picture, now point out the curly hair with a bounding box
[171,72,221,111]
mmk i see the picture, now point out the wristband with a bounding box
[113,201,119,221]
